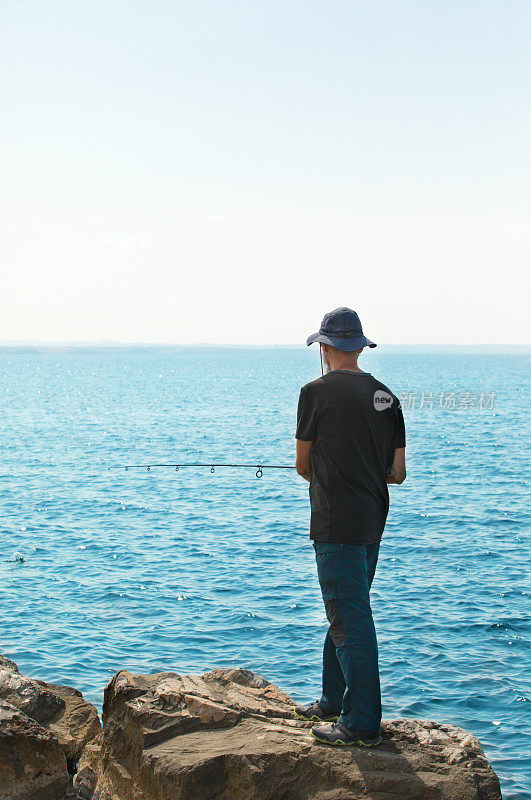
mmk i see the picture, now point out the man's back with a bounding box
[296,369,405,544]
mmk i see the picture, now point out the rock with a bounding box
[0,698,69,800]
[0,655,102,800]
[35,679,102,767]
[0,655,64,723]
[75,667,502,800]
[0,656,101,768]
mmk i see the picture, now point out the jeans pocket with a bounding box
[315,545,345,599]
[314,543,344,559]
[324,598,346,647]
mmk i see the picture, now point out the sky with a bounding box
[1,1,529,345]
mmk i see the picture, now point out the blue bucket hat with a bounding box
[306,307,376,351]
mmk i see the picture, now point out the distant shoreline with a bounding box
[0,342,529,354]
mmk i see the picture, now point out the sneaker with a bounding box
[311,721,382,747]
[293,701,340,723]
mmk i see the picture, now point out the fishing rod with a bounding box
[107,462,297,478]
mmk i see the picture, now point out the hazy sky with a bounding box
[1,1,529,344]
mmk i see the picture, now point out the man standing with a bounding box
[294,307,406,747]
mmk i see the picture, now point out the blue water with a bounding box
[1,346,529,799]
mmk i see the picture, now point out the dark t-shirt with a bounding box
[295,370,406,544]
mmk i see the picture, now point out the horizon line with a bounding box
[0,340,529,350]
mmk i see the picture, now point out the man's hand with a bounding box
[296,439,313,482]
[387,447,406,484]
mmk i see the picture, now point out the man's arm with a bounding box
[387,447,406,484]
[296,439,313,482]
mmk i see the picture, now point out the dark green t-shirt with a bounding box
[295,370,406,544]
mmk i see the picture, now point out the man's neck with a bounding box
[327,360,364,373]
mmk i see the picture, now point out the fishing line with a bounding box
[107,462,296,478]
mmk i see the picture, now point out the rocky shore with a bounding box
[0,654,502,800]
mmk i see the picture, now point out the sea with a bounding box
[1,345,529,799]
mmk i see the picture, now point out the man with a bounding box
[294,307,406,748]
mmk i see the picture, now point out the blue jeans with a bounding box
[313,541,381,733]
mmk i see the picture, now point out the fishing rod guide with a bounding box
[107,462,297,478]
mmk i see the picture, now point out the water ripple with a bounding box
[0,348,529,799]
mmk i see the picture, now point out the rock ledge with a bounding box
[0,655,101,800]
[73,666,502,800]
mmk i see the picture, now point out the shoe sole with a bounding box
[311,730,382,747]
[294,711,339,722]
